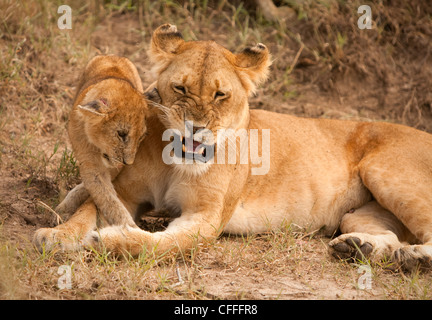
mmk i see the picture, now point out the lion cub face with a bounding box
[77,79,148,168]
[147,24,271,175]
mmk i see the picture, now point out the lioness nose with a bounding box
[193,126,206,134]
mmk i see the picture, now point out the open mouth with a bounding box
[181,136,207,158]
[172,133,214,162]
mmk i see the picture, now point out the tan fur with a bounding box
[54,54,149,227]
[34,25,432,271]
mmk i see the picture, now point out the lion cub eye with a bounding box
[117,130,128,142]
[173,85,186,95]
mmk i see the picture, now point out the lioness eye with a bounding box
[214,91,225,99]
[173,85,186,95]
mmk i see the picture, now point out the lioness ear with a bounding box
[77,99,109,117]
[148,24,184,73]
[234,43,272,95]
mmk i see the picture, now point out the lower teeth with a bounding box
[181,144,205,155]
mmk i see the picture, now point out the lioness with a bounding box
[34,24,432,271]
[55,54,149,228]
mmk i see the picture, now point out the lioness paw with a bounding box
[83,226,127,253]
[83,226,155,257]
[329,233,374,261]
[33,227,83,252]
[393,245,432,271]
[82,230,102,249]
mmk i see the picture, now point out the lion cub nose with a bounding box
[122,157,134,165]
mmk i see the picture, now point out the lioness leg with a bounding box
[329,201,416,262]
[358,148,432,270]
[87,209,223,257]
[33,199,97,252]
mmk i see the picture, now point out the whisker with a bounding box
[111,157,124,165]
[146,100,170,112]
[158,113,169,123]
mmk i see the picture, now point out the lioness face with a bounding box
[77,79,148,169]
[148,24,271,175]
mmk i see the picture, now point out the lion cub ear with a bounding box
[144,88,162,105]
[148,24,184,73]
[234,43,272,95]
[77,98,109,117]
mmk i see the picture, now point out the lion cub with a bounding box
[57,54,149,227]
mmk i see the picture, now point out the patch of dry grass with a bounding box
[1,223,432,299]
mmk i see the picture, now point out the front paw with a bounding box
[82,226,124,252]
[33,228,53,252]
[83,226,150,256]
[33,227,83,252]
[82,230,102,249]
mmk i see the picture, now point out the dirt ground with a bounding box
[1,0,432,300]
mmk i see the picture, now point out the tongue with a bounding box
[184,138,202,153]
